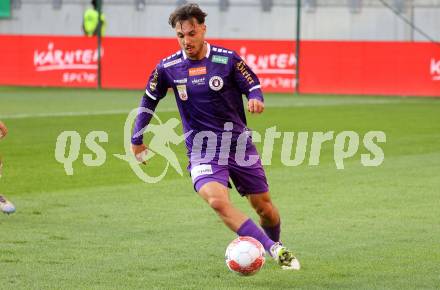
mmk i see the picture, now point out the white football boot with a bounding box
[270,242,301,270]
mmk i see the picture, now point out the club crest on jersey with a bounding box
[209,76,224,91]
[176,85,188,101]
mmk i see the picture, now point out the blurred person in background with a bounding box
[83,0,107,37]
[0,121,15,214]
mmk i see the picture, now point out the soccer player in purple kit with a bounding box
[131,3,300,270]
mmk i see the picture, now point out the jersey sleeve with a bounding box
[231,52,264,102]
[144,63,169,101]
[132,63,168,145]
[131,95,159,145]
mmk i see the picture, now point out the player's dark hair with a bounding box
[168,3,207,28]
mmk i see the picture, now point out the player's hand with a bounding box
[248,99,264,114]
[0,121,8,139]
[131,143,148,164]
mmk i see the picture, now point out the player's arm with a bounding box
[0,121,8,139]
[131,96,159,162]
[131,64,168,162]
[232,52,265,114]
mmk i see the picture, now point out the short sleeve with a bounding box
[145,63,169,101]
[232,52,264,102]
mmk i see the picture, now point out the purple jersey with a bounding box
[132,42,263,155]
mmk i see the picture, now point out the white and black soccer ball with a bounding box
[225,236,265,276]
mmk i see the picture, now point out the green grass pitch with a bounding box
[0,87,439,289]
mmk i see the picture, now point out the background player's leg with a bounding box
[0,194,16,214]
[247,192,281,242]
[198,181,276,252]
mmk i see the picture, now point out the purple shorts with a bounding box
[188,144,269,196]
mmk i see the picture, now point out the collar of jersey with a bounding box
[182,42,211,61]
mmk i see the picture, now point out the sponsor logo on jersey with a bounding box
[176,85,188,101]
[209,76,224,91]
[189,66,207,76]
[149,68,159,91]
[212,55,229,65]
[173,78,187,84]
[164,58,182,68]
[236,60,255,85]
[192,77,205,85]
[191,164,213,180]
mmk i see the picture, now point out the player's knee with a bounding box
[208,197,230,215]
[255,202,274,219]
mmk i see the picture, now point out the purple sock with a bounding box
[262,221,281,243]
[237,218,275,252]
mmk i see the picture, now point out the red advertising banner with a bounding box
[102,37,296,93]
[101,37,177,90]
[0,35,98,87]
[0,35,296,93]
[300,40,440,97]
[214,39,296,93]
[1,35,439,96]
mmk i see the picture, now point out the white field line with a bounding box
[0,108,177,119]
[0,99,419,120]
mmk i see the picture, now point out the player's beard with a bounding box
[185,45,195,55]
[185,43,204,60]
